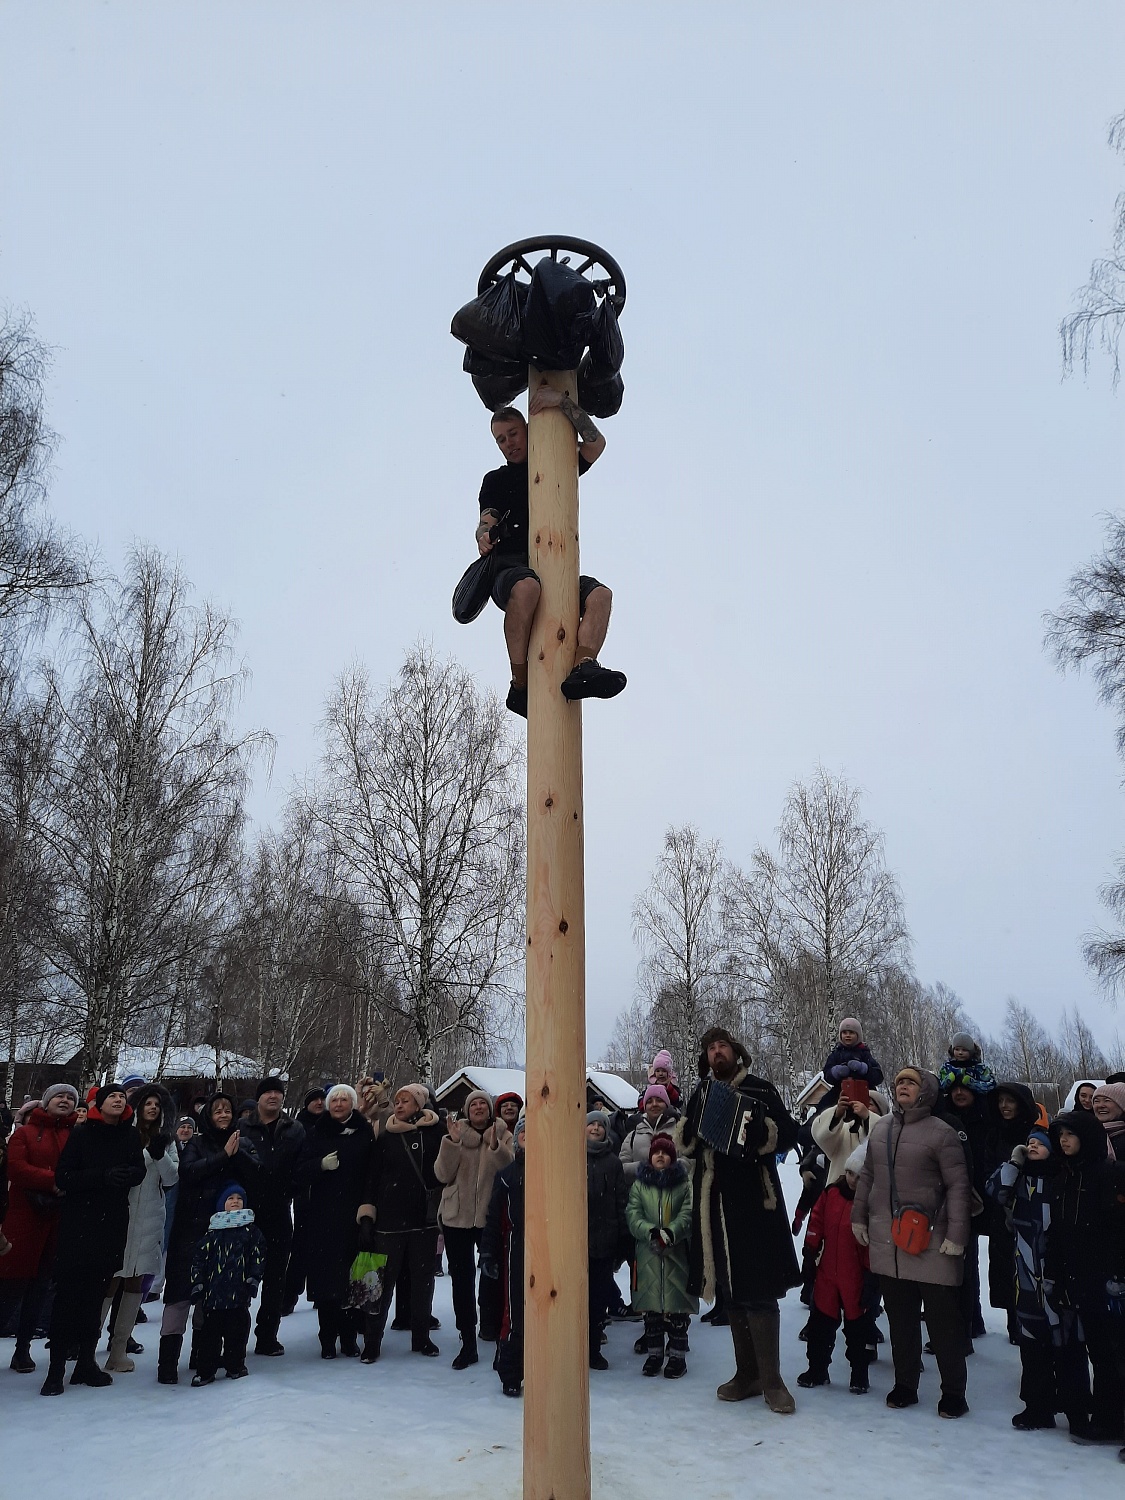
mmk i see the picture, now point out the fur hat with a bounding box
[894,1067,924,1089]
[649,1049,678,1084]
[326,1083,359,1111]
[696,1026,752,1078]
[394,1083,429,1115]
[648,1132,677,1164]
[41,1083,79,1109]
[844,1143,867,1176]
[839,1017,863,1041]
[642,1084,671,1110]
[256,1076,286,1100]
[95,1082,128,1110]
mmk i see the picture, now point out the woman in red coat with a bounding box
[0,1083,79,1372]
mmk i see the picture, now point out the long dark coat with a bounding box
[0,1107,76,1280]
[164,1107,261,1303]
[296,1109,374,1305]
[362,1111,443,1234]
[54,1112,146,1279]
[586,1141,628,1262]
[679,1064,801,1304]
[480,1155,525,1348]
[240,1110,305,1242]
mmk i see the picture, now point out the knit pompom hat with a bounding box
[648,1132,677,1164]
[838,1017,863,1041]
[643,1084,671,1109]
[649,1049,678,1084]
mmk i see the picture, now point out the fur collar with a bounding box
[636,1160,687,1188]
[386,1108,439,1134]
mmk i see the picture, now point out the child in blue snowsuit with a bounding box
[938,1032,996,1096]
[190,1183,266,1385]
[821,1018,884,1090]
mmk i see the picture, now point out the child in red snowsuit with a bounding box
[798,1144,874,1393]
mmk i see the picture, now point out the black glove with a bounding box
[800,1246,818,1305]
[356,1217,376,1253]
[105,1165,135,1188]
[148,1134,168,1161]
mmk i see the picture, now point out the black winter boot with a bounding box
[71,1342,112,1388]
[452,1334,478,1370]
[318,1305,338,1359]
[157,1334,183,1385]
[11,1344,36,1373]
[663,1321,689,1380]
[40,1359,66,1396]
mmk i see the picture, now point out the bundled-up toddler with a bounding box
[822,1018,884,1090]
[625,1133,697,1379]
[189,1183,266,1386]
[798,1144,873,1394]
[937,1032,996,1096]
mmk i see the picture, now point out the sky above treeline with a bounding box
[4,3,1125,1061]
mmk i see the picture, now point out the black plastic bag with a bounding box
[521,258,597,370]
[451,272,527,361]
[452,551,500,624]
[588,296,624,376]
[579,354,624,418]
[462,347,528,410]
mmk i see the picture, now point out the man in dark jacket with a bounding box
[240,1076,304,1357]
[679,1027,801,1414]
[358,1083,444,1361]
[480,1117,527,1396]
[40,1083,146,1396]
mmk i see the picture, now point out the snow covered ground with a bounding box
[3,1161,1121,1497]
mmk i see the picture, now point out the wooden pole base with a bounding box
[523,366,590,1500]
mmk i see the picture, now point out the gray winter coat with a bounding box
[118,1085,179,1278]
[852,1071,972,1287]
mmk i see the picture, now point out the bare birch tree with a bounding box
[1061,112,1125,387]
[316,644,524,1081]
[38,549,268,1077]
[632,825,726,1074]
[0,313,87,644]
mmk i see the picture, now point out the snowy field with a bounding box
[2,1161,1121,1498]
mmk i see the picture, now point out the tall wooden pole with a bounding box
[523,365,590,1500]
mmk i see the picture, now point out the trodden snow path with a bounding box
[2,1162,1121,1498]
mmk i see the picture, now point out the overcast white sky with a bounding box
[4,3,1125,1062]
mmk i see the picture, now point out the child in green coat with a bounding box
[625,1133,697,1378]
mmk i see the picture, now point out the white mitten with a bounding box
[852,1222,870,1246]
[322,1150,340,1172]
[938,1238,963,1256]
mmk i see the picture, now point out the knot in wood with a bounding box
[544,795,553,808]
[540,1083,550,1098]
[556,626,566,641]
[558,919,568,934]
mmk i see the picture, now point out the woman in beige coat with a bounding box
[851,1067,972,1419]
[434,1090,514,1368]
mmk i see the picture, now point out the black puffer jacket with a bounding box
[586,1140,628,1262]
[164,1095,261,1303]
[1047,1109,1120,1301]
[296,1108,374,1304]
[54,1111,146,1278]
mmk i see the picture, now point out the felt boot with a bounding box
[106,1289,143,1372]
[745,1305,795,1414]
[716,1309,763,1401]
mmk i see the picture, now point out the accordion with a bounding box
[696,1079,761,1159]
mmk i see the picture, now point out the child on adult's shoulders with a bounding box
[937,1032,996,1096]
[822,1018,884,1090]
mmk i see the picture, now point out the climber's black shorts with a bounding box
[491,561,605,615]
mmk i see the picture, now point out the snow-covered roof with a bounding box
[435,1066,639,1111]
[113,1044,274,1082]
[435,1066,527,1102]
[584,1070,638,1110]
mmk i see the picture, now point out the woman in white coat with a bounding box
[103,1084,178,1372]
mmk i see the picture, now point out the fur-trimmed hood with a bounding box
[635,1159,688,1189]
[130,1083,177,1142]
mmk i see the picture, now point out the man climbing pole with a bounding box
[475,388,627,718]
